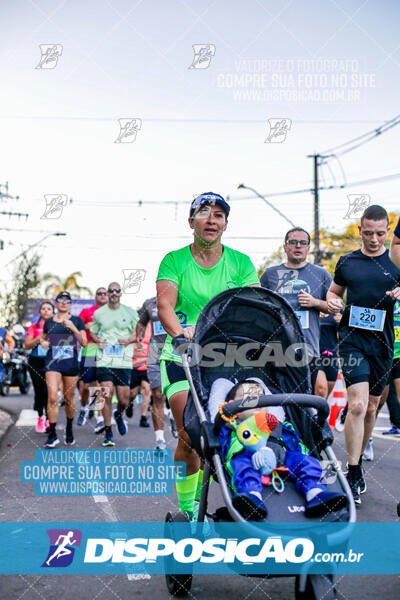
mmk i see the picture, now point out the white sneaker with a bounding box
[94,418,106,435]
[363,437,374,461]
[155,439,166,451]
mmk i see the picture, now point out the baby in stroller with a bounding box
[209,377,347,521]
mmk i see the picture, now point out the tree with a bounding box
[41,271,93,299]
[0,253,42,326]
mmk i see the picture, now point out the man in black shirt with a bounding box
[327,205,400,505]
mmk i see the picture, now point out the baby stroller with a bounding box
[165,287,356,599]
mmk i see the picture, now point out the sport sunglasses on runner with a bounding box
[108,288,121,293]
[286,240,309,246]
[97,291,107,296]
[57,298,72,304]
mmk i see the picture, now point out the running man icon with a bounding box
[42,529,82,568]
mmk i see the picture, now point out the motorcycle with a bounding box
[0,324,31,395]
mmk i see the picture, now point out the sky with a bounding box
[0,0,400,310]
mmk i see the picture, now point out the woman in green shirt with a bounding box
[156,192,260,518]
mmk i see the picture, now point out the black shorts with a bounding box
[391,357,400,381]
[130,368,149,389]
[96,367,132,387]
[339,344,392,396]
[44,362,80,377]
[317,351,340,383]
[79,356,97,384]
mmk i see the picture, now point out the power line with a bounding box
[319,114,400,159]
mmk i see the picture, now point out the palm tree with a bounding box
[42,271,93,299]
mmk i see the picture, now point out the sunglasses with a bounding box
[108,288,121,294]
[286,240,309,246]
[57,298,72,304]
[97,291,107,296]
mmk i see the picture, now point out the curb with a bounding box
[0,409,12,442]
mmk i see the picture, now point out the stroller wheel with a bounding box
[295,574,336,600]
[164,511,193,597]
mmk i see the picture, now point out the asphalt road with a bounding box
[0,389,399,600]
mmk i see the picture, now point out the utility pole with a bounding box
[0,182,29,250]
[307,155,322,265]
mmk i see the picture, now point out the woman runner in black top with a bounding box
[42,291,87,447]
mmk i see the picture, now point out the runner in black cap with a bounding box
[327,205,400,505]
[42,291,87,447]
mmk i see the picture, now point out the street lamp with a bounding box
[4,232,67,269]
[237,183,296,228]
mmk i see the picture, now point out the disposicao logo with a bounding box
[42,529,82,567]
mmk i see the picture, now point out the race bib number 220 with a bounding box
[349,306,386,332]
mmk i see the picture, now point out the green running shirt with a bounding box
[90,304,139,368]
[156,245,260,362]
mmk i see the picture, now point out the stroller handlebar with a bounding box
[171,335,189,354]
[221,393,330,425]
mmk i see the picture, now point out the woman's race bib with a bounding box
[52,345,74,360]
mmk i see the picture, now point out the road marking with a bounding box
[376,413,389,420]
[91,493,152,582]
[15,409,37,426]
[374,426,396,431]
[373,432,400,442]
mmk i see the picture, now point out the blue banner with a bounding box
[0,522,399,574]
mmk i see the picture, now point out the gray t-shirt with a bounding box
[260,263,332,357]
[138,296,167,363]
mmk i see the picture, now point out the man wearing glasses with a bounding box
[76,287,108,430]
[260,227,332,392]
[90,282,139,446]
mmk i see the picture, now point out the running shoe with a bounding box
[36,416,45,434]
[155,439,167,451]
[113,410,128,435]
[139,415,150,428]
[94,418,106,435]
[44,433,59,448]
[359,466,367,494]
[335,408,346,433]
[363,437,374,461]
[170,416,178,439]
[65,432,76,446]
[77,409,88,426]
[346,472,361,506]
[102,430,115,447]
[126,401,134,419]
[382,426,400,435]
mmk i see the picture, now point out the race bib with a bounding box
[153,320,166,336]
[104,344,123,357]
[37,344,48,357]
[394,327,400,342]
[52,345,74,360]
[349,305,386,332]
[294,310,309,329]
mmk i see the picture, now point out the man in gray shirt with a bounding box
[260,227,332,392]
